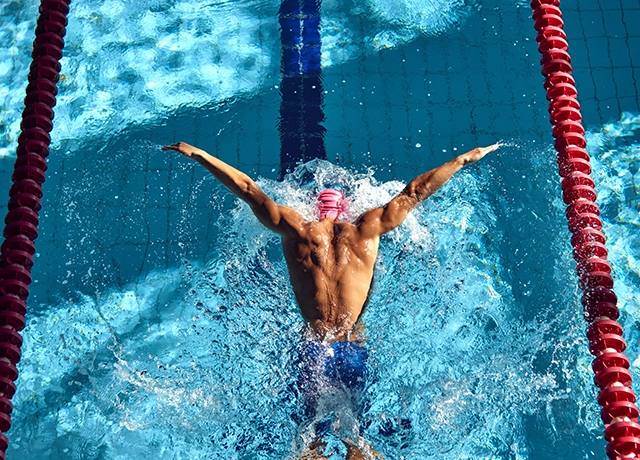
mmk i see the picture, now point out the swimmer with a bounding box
[162,141,498,460]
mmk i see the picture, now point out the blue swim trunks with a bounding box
[296,340,369,419]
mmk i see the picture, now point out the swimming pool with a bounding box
[1,0,639,458]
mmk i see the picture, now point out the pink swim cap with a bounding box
[317,188,348,220]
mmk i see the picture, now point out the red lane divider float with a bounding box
[530,1,640,458]
[0,0,71,457]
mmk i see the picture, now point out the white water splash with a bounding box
[11,158,561,459]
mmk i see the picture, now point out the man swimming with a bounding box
[162,141,498,460]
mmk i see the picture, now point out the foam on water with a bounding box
[10,154,571,459]
[10,118,640,458]
[0,0,478,157]
[9,124,640,457]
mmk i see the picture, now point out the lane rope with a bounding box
[0,0,71,456]
[278,0,326,178]
[530,1,640,458]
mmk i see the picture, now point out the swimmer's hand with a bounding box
[457,144,499,166]
[162,142,201,158]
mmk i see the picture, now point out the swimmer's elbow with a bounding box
[241,180,263,201]
[400,185,423,206]
[241,180,256,195]
[403,184,419,201]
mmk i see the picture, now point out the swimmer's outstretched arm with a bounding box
[162,142,305,235]
[357,144,499,237]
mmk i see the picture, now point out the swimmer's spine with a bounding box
[530,1,640,458]
[0,0,71,456]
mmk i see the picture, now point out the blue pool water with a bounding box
[1,0,639,458]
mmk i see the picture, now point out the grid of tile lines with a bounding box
[24,0,640,303]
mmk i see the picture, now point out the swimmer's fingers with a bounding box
[162,142,197,157]
[459,144,497,165]
[161,143,182,153]
[471,144,499,159]
[482,143,500,154]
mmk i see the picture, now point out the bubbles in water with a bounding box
[15,139,635,459]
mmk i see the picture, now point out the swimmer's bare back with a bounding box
[163,142,498,342]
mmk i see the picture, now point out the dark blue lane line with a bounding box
[278,0,326,179]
